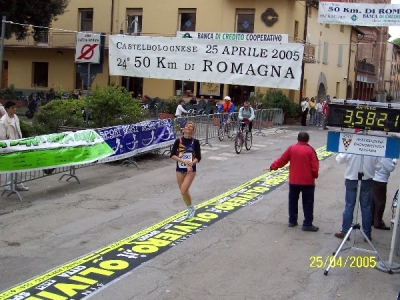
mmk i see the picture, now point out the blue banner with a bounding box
[97,119,175,163]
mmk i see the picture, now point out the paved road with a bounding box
[0,125,399,300]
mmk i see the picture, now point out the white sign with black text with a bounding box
[318,2,400,27]
[109,36,303,90]
[75,32,101,63]
[338,133,387,157]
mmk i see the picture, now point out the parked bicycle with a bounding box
[234,121,252,154]
[218,113,235,141]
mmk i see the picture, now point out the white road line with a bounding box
[208,156,229,161]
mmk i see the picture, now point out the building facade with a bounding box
[2,0,386,105]
[384,42,400,101]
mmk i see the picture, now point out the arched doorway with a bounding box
[317,83,326,102]
[316,72,328,101]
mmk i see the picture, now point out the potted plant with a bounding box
[159,96,179,119]
[284,102,301,125]
[262,89,300,124]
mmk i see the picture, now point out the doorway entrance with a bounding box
[122,76,143,98]
[228,85,254,106]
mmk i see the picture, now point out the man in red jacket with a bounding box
[267,132,319,231]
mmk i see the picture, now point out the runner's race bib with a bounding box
[178,153,193,170]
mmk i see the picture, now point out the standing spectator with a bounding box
[207,96,215,114]
[73,90,82,99]
[334,153,380,241]
[322,97,330,130]
[315,98,323,127]
[175,99,189,129]
[300,97,309,126]
[0,101,29,191]
[198,96,206,109]
[0,103,6,117]
[266,132,319,231]
[175,99,188,118]
[170,121,201,219]
[371,158,397,230]
[189,95,197,106]
[309,97,316,125]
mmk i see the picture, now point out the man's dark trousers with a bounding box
[288,184,315,226]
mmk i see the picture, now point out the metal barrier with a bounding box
[254,108,284,136]
[173,113,239,148]
[0,163,96,201]
[1,109,284,201]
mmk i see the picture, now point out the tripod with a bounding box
[324,154,394,275]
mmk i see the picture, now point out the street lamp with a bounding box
[119,17,141,95]
[119,18,128,34]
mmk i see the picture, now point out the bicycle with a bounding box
[234,121,252,154]
[218,114,235,141]
[173,116,187,135]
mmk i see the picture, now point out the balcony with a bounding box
[295,39,316,63]
[5,31,77,49]
[357,60,375,74]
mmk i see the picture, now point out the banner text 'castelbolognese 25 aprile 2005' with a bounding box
[108,36,304,90]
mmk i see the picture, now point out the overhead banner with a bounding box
[176,31,289,43]
[97,119,176,163]
[318,2,400,26]
[109,35,304,90]
[0,130,113,173]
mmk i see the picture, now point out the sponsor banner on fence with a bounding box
[0,130,113,173]
[109,35,303,90]
[318,2,400,26]
[98,119,175,163]
[176,31,289,43]
[0,146,333,300]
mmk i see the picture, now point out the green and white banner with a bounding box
[0,130,114,173]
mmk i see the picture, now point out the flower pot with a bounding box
[284,117,296,125]
[253,120,261,129]
[159,113,174,120]
[263,121,274,128]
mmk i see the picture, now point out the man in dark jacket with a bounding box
[267,132,319,231]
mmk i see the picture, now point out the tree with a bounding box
[393,38,400,48]
[0,0,69,40]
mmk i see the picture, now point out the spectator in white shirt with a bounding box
[334,153,380,241]
[371,158,397,230]
[175,100,188,117]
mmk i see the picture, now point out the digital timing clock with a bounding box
[327,100,400,133]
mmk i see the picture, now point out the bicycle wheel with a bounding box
[234,132,243,154]
[218,124,225,141]
[227,122,235,139]
[245,131,252,150]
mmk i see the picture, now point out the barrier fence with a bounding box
[2,109,283,201]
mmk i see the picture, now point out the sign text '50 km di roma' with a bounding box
[109,36,304,90]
